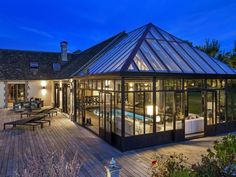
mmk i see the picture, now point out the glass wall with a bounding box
[74,77,236,139]
[76,79,122,136]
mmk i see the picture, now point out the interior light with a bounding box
[146,105,158,116]
[156,116,161,122]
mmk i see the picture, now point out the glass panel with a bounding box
[115,80,122,91]
[146,32,155,39]
[156,28,175,41]
[159,41,193,73]
[188,92,203,117]
[164,80,182,90]
[149,27,164,40]
[180,43,215,73]
[156,92,165,132]
[125,80,153,91]
[133,51,153,71]
[135,92,144,135]
[156,80,164,91]
[176,92,184,129]
[97,80,102,90]
[145,92,153,134]
[140,42,168,72]
[165,92,174,131]
[90,26,146,74]
[125,92,134,136]
[103,80,114,91]
[147,39,182,72]
[207,92,216,125]
[217,90,226,123]
[184,79,204,89]
[170,42,205,73]
[114,92,122,135]
[128,62,139,72]
[214,59,235,74]
[92,80,97,89]
[186,91,204,135]
[8,84,25,104]
[88,80,92,89]
[84,91,100,134]
[194,49,225,74]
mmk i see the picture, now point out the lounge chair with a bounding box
[20,107,55,118]
[4,114,49,131]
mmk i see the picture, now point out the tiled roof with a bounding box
[0,49,63,80]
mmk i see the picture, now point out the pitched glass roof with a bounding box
[75,23,236,76]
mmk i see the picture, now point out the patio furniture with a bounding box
[3,114,48,131]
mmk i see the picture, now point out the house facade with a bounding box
[1,23,236,151]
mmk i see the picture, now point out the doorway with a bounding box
[8,84,25,106]
[206,91,216,125]
[185,91,204,138]
[62,84,71,114]
[99,92,112,144]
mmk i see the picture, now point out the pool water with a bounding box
[87,108,151,121]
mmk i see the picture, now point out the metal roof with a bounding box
[75,23,236,76]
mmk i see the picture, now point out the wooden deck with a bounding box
[0,109,233,177]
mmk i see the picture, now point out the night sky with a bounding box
[0,0,236,53]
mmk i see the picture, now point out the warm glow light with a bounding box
[41,89,47,96]
[41,80,47,87]
[146,105,158,116]
[156,116,161,122]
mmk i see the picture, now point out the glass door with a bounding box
[185,91,204,137]
[99,92,112,143]
[206,91,216,125]
[8,84,25,106]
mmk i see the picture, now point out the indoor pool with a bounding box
[87,108,151,121]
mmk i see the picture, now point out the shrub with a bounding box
[193,134,236,177]
[150,134,236,177]
[150,153,193,177]
[15,150,81,177]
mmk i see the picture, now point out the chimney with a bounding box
[60,41,68,62]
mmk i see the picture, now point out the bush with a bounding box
[150,134,236,177]
[15,150,81,177]
[150,153,193,177]
[193,134,236,177]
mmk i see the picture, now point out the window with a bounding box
[53,63,61,72]
[8,84,25,105]
[30,62,39,68]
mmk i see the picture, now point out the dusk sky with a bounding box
[0,0,236,53]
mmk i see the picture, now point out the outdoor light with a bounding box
[41,80,47,87]
[41,87,47,96]
[41,81,47,96]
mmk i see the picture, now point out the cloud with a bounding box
[20,26,54,38]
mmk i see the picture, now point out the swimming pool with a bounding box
[87,108,151,121]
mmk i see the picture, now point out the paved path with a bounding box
[0,109,234,177]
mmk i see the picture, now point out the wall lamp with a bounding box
[41,81,47,96]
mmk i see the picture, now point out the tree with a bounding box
[196,39,220,58]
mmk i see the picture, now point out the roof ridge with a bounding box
[120,23,152,72]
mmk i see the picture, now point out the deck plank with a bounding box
[0,109,234,177]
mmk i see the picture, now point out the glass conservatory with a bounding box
[72,23,236,151]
